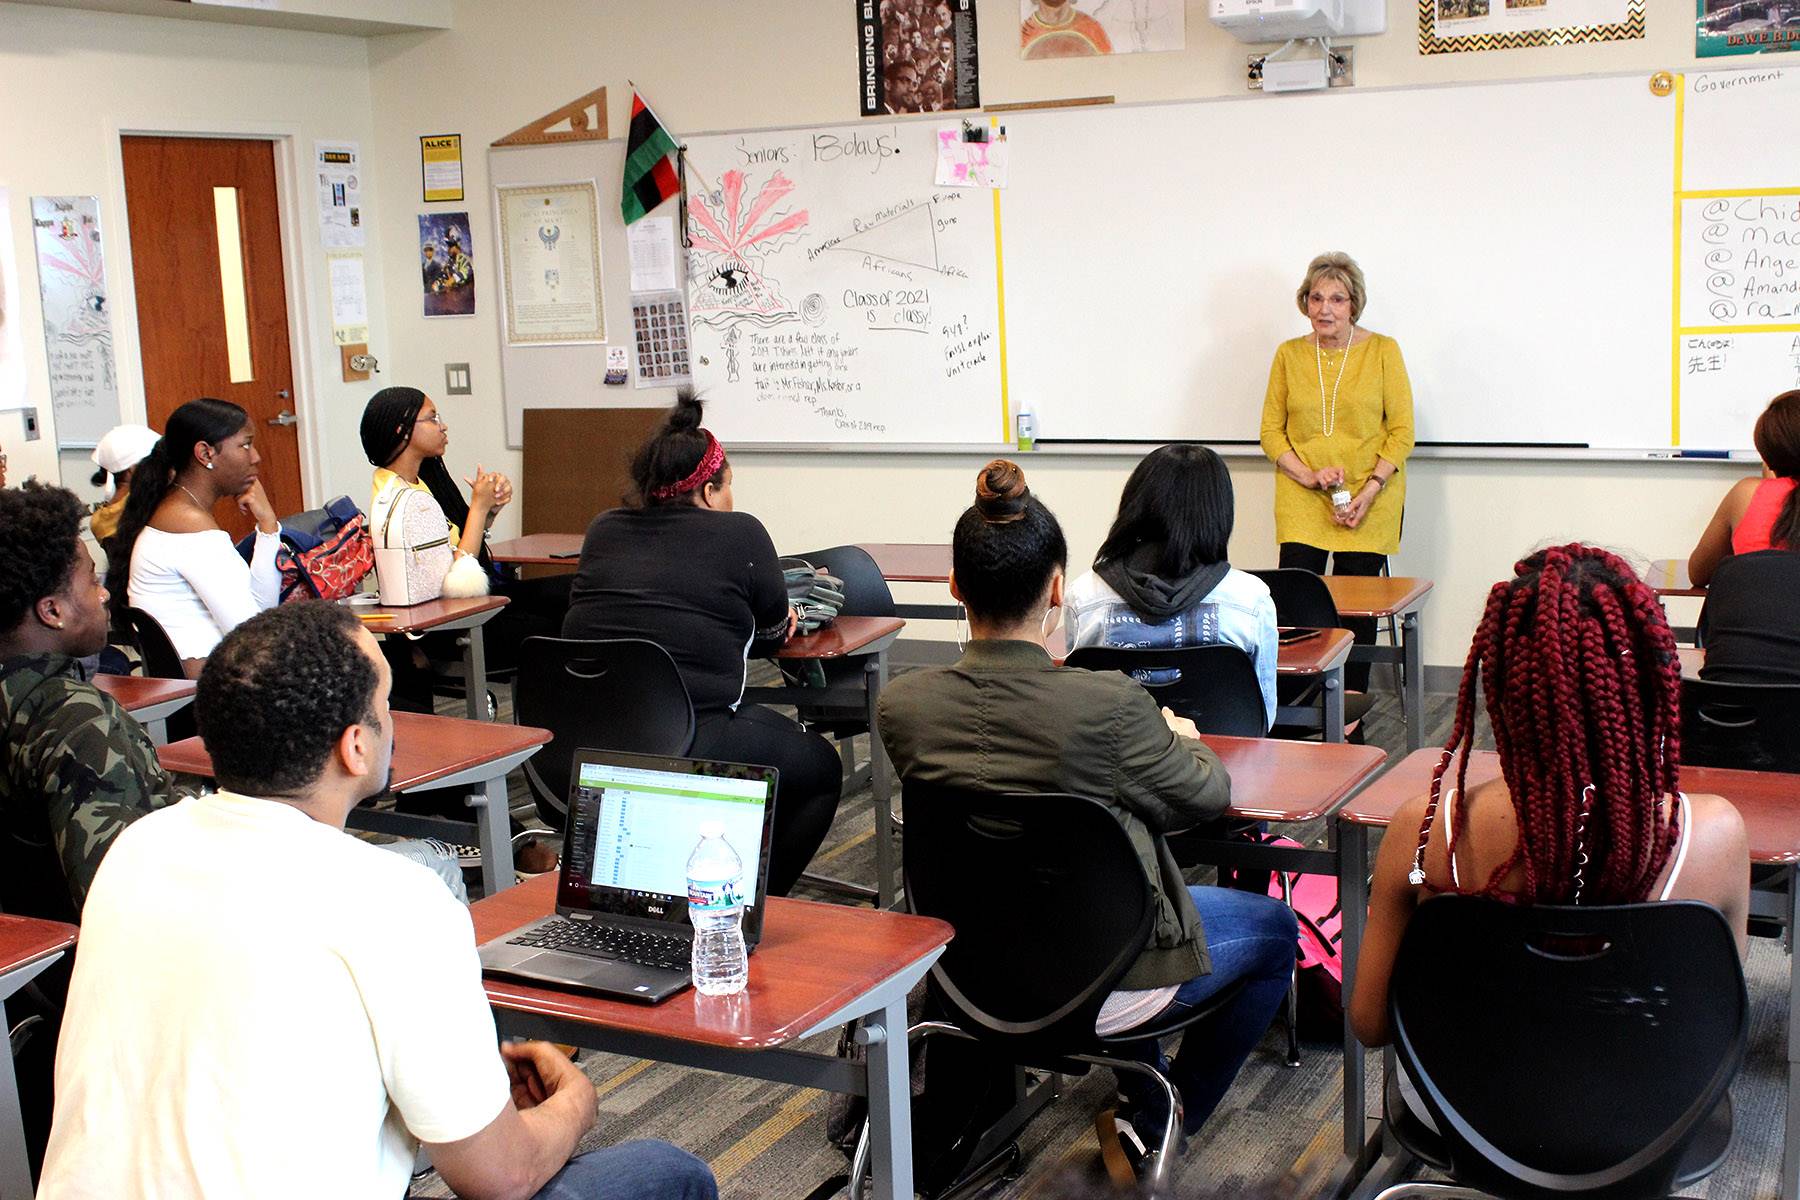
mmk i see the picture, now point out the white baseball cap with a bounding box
[90,424,160,475]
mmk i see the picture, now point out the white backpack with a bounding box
[373,484,455,606]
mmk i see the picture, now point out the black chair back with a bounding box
[1065,644,1267,737]
[124,607,186,680]
[514,637,696,825]
[902,783,1151,1058]
[1681,676,1800,773]
[1390,895,1746,1199]
[1248,568,1342,630]
[795,544,898,619]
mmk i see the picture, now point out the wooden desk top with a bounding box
[856,543,953,583]
[1340,747,1800,865]
[0,913,77,975]
[1046,625,1353,676]
[489,533,584,565]
[159,710,550,791]
[1322,576,1434,619]
[775,615,906,659]
[356,594,510,634]
[1646,558,1706,598]
[1207,734,1387,823]
[93,674,196,712]
[472,874,954,1050]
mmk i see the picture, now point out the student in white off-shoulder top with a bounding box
[106,398,283,674]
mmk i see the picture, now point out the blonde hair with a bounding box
[1295,252,1367,324]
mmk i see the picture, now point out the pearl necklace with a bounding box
[1314,324,1356,438]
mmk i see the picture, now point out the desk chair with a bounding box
[783,544,898,903]
[123,606,196,742]
[1065,644,1267,738]
[856,784,1254,1199]
[1251,568,1381,739]
[513,637,695,827]
[1372,896,1744,1200]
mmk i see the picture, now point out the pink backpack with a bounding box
[1222,833,1345,1038]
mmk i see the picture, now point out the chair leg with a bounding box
[1105,1057,1184,1198]
[1277,872,1301,1067]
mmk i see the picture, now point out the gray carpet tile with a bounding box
[416,660,1784,1200]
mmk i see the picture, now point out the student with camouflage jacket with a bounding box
[0,480,176,1179]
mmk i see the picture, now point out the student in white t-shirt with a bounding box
[37,601,717,1200]
[107,398,283,674]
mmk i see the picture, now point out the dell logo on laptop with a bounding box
[646,903,666,915]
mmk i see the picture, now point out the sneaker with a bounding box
[514,837,560,879]
[422,838,483,869]
[1094,1108,1149,1190]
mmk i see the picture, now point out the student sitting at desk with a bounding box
[361,386,569,713]
[37,601,718,1200]
[0,481,177,1174]
[878,460,1296,1185]
[109,398,282,675]
[1066,443,1279,728]
[1350,545,1749,1123]
[562,394,840,897]
[1688,388,1800,586]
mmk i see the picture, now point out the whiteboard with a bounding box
[682,120,1006,445]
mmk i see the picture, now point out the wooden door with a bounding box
[121,136,303,536]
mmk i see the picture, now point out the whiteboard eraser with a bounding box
[1262,57,1330,92]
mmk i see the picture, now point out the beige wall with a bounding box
[1,0,1737,665]
[0,0,380,505]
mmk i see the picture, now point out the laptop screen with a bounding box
[557,751,777,941]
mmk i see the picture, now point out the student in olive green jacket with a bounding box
[879,460,1297,1186]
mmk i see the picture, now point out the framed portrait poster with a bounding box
[495,180,604,345]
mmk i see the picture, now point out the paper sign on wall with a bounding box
[315,140,364,248]
[420,134,465,202]
[934,123,1008,188]
[326,250,368,345]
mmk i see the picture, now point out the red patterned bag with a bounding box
[279,512,375,602]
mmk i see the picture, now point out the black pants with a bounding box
[1278,542,1385,692]
[691,704,842,897]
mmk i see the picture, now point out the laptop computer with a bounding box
[478,749,778,1003]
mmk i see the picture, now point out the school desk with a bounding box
[0,914,76,1198]
[158,710,548,895]
[358,595,510,721]
[1323,576,1434,752]
[488,533,583,565]
[93,674,195,745]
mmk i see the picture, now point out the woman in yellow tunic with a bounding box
[1260,251,1414,688]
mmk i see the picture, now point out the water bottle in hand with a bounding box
[687,821,748,996]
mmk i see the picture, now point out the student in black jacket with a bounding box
[562,395,840,895]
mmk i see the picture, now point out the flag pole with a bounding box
[677,145,691,248]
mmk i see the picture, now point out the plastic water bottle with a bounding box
[686,822,748,996]
[1329,482,1353,514]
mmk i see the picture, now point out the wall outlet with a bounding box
[21,408,40,441]
[445,362,472,395]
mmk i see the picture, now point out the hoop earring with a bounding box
[956,606,969,652]
[1041,604,1062,640]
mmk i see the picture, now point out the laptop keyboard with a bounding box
[509,919,691,972]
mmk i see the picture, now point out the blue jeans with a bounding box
[1114,885,1297,1139]
[531,1140,717,1200]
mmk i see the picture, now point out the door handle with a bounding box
[268,410,299,427]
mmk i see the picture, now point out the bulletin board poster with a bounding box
[495,181,604,345]
[858,0,980,116]
[1419,0,1643,54]
[1018,0,1184,58]
[29,196,119,446]
[418,211,475,318]
[1697,1,1800,57]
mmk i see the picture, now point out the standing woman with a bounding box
[1260,252,1414,689]
[562,394,840,897]
[107,398,281,674]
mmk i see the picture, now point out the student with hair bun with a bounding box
[562,393,841,897]
[879,459,1297,1185]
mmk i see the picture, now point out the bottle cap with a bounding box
[698,820,726,839]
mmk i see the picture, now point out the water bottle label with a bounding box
[688,877,742,911]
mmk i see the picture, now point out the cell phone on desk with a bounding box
[1278,628,1322,646]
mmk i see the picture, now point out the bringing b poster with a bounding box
[857,0,979,116]
[418,212,475,318]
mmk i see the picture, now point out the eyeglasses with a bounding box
[420,414,448,428]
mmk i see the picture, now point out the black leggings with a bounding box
[691,705,843,897]
[1278,542,1385,693]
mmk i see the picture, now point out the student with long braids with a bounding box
[1351,544,1749,1066]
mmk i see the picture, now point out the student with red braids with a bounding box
[1350,544,1749,1063]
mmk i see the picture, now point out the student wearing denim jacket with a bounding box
[1067,444,1278,728]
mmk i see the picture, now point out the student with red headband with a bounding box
[561,394,841,896]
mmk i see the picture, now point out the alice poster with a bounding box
[1697,0,1800,57]
[1018,0,1184,58]
[418,212,475,318]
